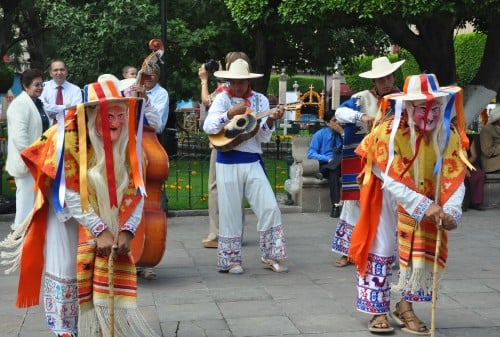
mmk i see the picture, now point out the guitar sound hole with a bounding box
[236,118,247,127]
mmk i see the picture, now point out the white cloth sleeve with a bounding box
[64,188,144,236]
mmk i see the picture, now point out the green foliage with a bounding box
[0,63,15,93]
[268,75,324,97]
[343,54,406,93]
[455,32,486,87]
[36,0,160,87]
[398,49,421,79]
[166,157,288,210]
[341,31,487,93]
[224,0,270,33]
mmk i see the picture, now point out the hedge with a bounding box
[266,32,485,98]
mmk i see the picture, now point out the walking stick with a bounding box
[430,224,443,337]
[430,160,444,337]
[108,240,119,337]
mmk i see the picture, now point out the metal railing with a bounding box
[163,127,303,211]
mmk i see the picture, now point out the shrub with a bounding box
[455,32,486,87]
[0,63,15,94]
[268,75,324,97]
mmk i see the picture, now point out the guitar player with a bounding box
[203,58,288,275]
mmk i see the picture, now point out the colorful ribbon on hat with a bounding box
[127,98,146,196]
[50,80,147,214]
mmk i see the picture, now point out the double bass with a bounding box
[129,39,169,267]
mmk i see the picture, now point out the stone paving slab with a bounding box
[0,207,499,336]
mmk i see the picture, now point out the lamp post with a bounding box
[278,68,288,135]
[160,0,168,88]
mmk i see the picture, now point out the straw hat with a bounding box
[97,74,136,93]
[97,74,120,87]
[118,78,136,92]
[488,105,500,124]
[359,56,405,79]
[214,58,263,79]
[385,73,452,102]
[69,79,141,110]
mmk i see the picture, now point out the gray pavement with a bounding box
[1,206,500,337]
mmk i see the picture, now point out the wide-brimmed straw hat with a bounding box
[488,105,500,124]
[385,73,453,102]
[69,79,141,110]
[359,56,405,79]
[97,74,136,93]
[214,58,263,79]
[118,78,137,92]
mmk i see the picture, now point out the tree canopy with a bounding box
[273,0,500,122]
[2,0,498,122]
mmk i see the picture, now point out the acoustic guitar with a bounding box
[208,102,301,151]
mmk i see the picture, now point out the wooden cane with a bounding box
[109,242,118,337]
[430,153,445,337]
[430,224,443,337]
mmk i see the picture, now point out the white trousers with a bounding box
[215,161,286,270]
[13,175,36,228]
[44,206,79,335]
[216,161,282,235]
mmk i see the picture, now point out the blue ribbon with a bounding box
[433,92,455,176]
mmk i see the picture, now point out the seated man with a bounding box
[307,109,344,217]
[480,105,500,174]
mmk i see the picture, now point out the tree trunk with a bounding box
[463,18,500,124]
[379,16,457,85]
[380,16,500,125]
[252,27,273,96]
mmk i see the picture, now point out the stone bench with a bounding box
[484,173,500,208]
[289,137,330,212]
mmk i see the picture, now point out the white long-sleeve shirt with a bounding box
[146,84,169,133]
[203,91,273,154]
[40,80,83,118]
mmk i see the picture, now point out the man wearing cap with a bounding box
[332,56,404,267]
[349,73,467,334]
[0,80,159,337]
[203,58,288,274]
[480,104,500,173]
[40,60,83,123]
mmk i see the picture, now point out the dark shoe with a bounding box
[470,204,485,211]
[314,172,323,180]
[330,205,341,218]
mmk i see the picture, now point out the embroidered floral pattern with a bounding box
[88,219,106,236]
[332,218,354,255]
[217,236,242,271]
[356,253,394,314]
[259,225,287,260]
[44,274,78,335]
[412,197,432,222]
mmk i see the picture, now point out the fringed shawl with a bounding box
[349,117,466,280]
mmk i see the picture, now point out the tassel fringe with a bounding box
[79,305,160,337]
[393,266,442,295]
[0,209,34,274]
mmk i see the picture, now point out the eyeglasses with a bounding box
[32,82,44,88]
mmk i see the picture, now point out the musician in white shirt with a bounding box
[203,58,287,274]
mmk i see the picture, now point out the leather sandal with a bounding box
[334,256,352,267]
[391,301,430,335]
[368,314,394,333]
[261,256,288,273]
